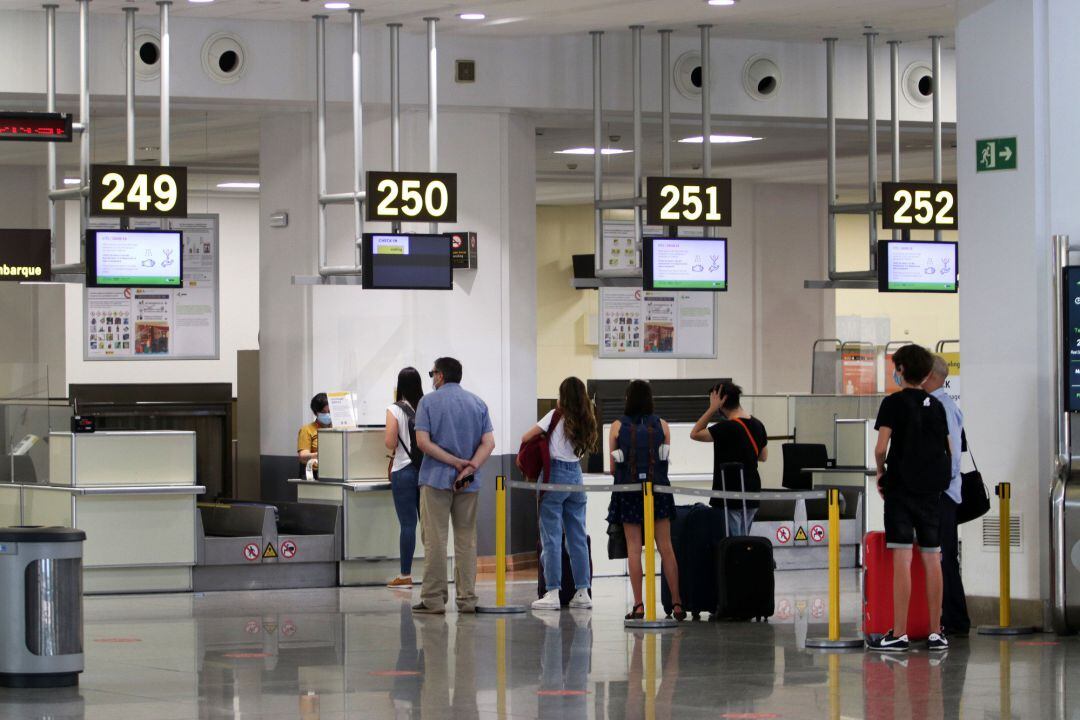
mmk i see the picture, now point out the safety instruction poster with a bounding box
[84,215,219,361]
[601,222,704,271]
[598,287,715,359]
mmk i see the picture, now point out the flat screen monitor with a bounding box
[87,229,183,288]
[877,240,958,293]
[642,236,728,291]
[361,234,453,290]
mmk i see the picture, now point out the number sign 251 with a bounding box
[366,171,457,224]
[881,182,958,231]
[646,177,732,227]
[90,165,187,218]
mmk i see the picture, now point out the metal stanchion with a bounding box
[625,481,678,630]
[806,488,863,649]
[978,482,1034,635]
[477,476,526,614]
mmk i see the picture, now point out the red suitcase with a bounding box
[863,531,931,641]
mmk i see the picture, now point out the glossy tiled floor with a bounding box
[0,571,1074,719]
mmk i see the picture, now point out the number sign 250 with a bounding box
[645,177,732,227]
[89,165,187,218]
[366,172,457,224]
[881,182,958,231]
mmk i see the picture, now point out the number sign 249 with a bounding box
[90,165,187,218]
[365,172,457,224]
[881,182,958,231]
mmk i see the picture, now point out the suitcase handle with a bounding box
[716,462,749,534]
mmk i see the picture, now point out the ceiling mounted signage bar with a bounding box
[159,1,171,166]
[426,17,439,236]
[931,35,943,243]
[124,7,137,166]
[889,40,900,242]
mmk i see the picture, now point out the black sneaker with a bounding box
[867,630,910,653]
[927,630,949,652]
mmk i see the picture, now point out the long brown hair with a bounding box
[558,377,598,458]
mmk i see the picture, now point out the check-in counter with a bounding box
[0,430,203,594]
[292,428,449,586]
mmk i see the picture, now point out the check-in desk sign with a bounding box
[881,182,958,231]
[0,229,51,282]
[366,171,457,224]
[90,165,188,218]
[646,176,733,227]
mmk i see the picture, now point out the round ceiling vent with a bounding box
[674,51,703,100]
[202,32,248,85]
[127,28,161,81]
[742,55,781,101]
[902,61,934,108]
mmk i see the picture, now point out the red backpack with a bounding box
[515,410,563,482]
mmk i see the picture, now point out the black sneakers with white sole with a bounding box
[867,630,910,653]
[927,630,950,652]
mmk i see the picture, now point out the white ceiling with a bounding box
[1,0,965,40]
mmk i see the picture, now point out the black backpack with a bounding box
[893,390,951,493]
[395,402,424,470]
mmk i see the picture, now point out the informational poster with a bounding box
[841,349,876,395]
[600,222,675,272]
[327,391,359,429]
[939,352,961,407]
[880,241,958,292]
[598,287,715,359]
[84,215,219,361]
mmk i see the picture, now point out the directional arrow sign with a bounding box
[976,137,1017,172]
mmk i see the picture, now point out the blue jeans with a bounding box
[391,464,420,575]
[725,507,758,537]
[539,460,591,592]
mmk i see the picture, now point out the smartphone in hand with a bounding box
[453,468,475,492]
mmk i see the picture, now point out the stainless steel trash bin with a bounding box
[0,527,86,688]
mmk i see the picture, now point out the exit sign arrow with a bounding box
[976,137,1017,172]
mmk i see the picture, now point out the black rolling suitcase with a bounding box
[537,534,593,606]
[662,503,725,618]
[714,464,775,622]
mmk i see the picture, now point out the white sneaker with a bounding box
[568,589,593,609]
[532,589,562,611]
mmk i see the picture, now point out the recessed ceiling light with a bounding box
[324,2,350,9]
[459,12,486,20]
[554,147,633,156]
[679,134,762,144]
[188,0,215,4]
[706,0,737,6]
[63,178,80,185]
[217,181,261,190]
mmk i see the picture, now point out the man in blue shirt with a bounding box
[925,355,971,636]
[412,356,496,614]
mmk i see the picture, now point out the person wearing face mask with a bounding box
[298,392,331,478]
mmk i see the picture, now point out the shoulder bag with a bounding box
[957,430,991,524]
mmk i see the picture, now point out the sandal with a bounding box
[625,603,645,620]
[672,603,687,622]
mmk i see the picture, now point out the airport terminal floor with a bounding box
[1,573,1070,720]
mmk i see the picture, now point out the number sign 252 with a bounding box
[90,165,187,218]
[366,171,457,224]
[646,177,732,227]
[881,182,958,231]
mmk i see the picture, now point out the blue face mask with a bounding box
[316,412,332,426]
[892,371,903,388]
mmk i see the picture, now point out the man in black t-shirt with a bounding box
[690,381,768,535]
[867,344,951,655]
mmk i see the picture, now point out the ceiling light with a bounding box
[324,2,350,9]
[679,134,762,144]
[458,12,486,20]
[706,0,737,6]
[554,147,633,156]
[188,0,215,4]
[217,181,261,190]
[63,178,80,185]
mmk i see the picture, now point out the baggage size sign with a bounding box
[90,165,188,218]
[366,171,457,224]
[881,182,958,231]
[646,176,732,227]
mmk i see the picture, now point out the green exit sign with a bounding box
[976,137,1017,172]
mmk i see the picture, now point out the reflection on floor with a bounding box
[0,570,1074,719]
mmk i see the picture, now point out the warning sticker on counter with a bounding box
[243,543,260,561]
[775,527,791,544]
[810,525,826,543]
[263,542,278,559]
[280,540,297,559]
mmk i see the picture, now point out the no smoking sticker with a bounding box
[775,527,791,544]
[281,540,297,559]
[243,543,260,561]
[810,525,826,543]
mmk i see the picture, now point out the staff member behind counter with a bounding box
[298,392,332,477]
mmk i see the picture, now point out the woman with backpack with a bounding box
[384,367,425,589]
[607,380,685,621]
[521,377,598,611]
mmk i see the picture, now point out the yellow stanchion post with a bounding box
[625,482,676,629]
[496,618,508,719]
[477,475,526,614]
[806,488,862,649]
[644,633,657,720]
[979,482,1033,635]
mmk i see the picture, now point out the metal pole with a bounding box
[158,1,171,166]
[931,35,943,242]
[315,15,328,273]
[426,17,439,234]
[351,9,364,266]
[389,23,401,234]
[78,0,90,265]
[660,29,672,177]
[124,7,137,166]
[825,38,837,279]
[700,24,712,178]
[889,40,900,241]
[44,4,58,267]
[866,31,878,268]
[631,26,643,257]
[591,31,603,275]
[1052,234,1071,633]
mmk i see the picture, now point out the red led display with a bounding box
[0,112,73,142]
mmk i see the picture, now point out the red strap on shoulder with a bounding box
[733,417,760,457]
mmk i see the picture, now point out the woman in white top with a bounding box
[519,377,598,611]
[384,367,424,589]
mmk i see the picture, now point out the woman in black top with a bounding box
[690,382,768,535]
